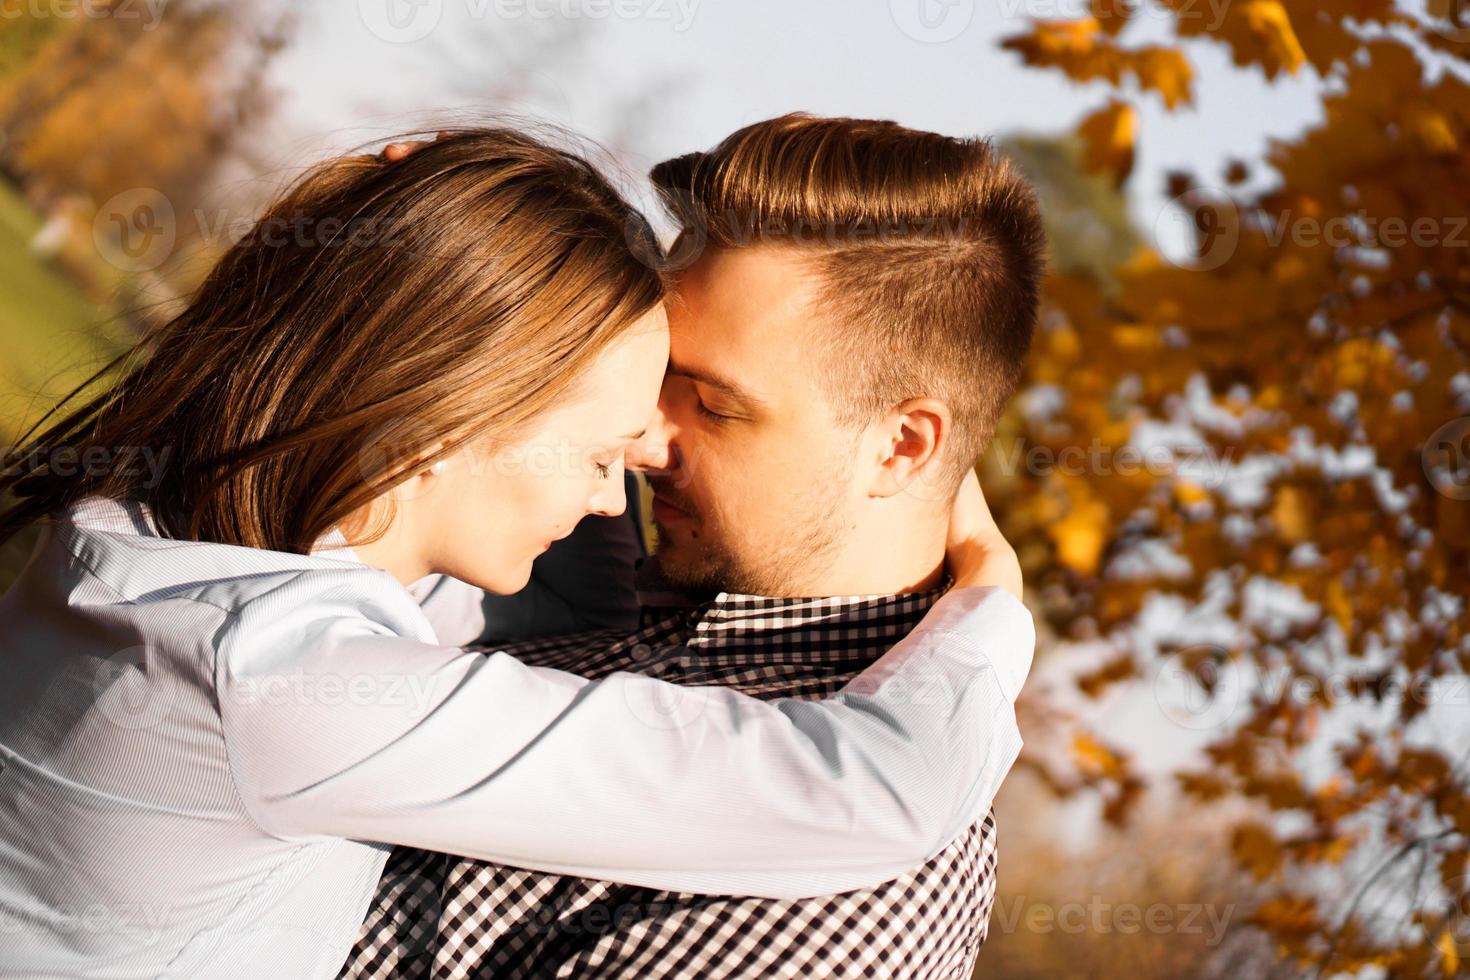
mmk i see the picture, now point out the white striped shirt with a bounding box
[0,496,1032,979]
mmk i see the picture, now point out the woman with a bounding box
[0,130,1030,978]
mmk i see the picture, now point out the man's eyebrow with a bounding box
[666,360,763,407]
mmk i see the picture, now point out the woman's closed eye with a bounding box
[593,448,626,479]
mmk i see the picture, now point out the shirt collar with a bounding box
[66,495,362,563]
[634,558,951,650]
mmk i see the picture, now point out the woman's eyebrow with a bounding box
[666,360,763,408]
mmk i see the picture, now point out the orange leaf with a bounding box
[1250,895,1320,937]
[1130,47,1194,109]
[1437,930,1460,977]
[1165,0,1307,77]
[1051,492,1109,575]
[1076,99,1137,187]
[1090,0,1129,36]
[1234,821,1284,880]
[1239,0,1307,76]
[1071,731,1125,777]
[1001,18,1122,86]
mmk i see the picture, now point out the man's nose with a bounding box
[627,403,676,474]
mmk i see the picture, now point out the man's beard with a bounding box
[647,474,849,598]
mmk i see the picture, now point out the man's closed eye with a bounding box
[695,399,735,424]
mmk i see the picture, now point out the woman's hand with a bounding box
[945,471,1023,601]
[380,132,450,162]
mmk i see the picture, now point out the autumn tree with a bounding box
[991,2,1470,975]
[0,0,291,315]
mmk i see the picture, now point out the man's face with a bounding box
[643,246,865,596]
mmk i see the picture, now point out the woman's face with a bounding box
[401,305,671,594]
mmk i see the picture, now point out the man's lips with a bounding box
[651,494,693,524]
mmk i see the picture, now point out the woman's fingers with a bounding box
[947,470,995,547]
[945,471,1023,600]
[381,132,452,162]
[382,141,429,162]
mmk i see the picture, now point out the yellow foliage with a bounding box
[1001,20,1195,111]
[1250,895,1320,937]
[1436,931,1459,977]
[1173,481,1211,508]
[1002,2,1470,973]
[1071,732,1124,777]
[1131,47,1193,110]
[1270,485,1313,544]
[1050,487,1109,575]
[1239,0,1307,76]
[1402,103,1459,154]
[1076,99,1137,187]
[1164,0,1307,77]
[1232,822,1283,880]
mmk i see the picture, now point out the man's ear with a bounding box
[865,398,952,500]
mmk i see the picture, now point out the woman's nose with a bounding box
[588,472,628,518]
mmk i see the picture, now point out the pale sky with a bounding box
[250,0,1329,255]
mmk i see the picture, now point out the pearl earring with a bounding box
[429,460,446,476]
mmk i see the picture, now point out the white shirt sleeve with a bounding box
[217,569,1033,899]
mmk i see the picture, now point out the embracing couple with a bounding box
[0,112,1044,979]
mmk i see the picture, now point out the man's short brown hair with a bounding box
[650,112,1045,489]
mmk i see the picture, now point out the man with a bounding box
[344,113,1045,978]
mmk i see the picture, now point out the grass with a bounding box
[0,180,130,446]
[0,179,132,592]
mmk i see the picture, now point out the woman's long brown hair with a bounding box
[0,128,664,553]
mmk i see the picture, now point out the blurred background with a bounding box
[1,0,1468,976]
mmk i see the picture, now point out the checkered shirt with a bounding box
[341,584,1000,979]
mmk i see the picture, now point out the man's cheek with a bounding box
[676,437,720,491]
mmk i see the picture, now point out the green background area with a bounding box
[0,180,130,590]
[0,181,128,443]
